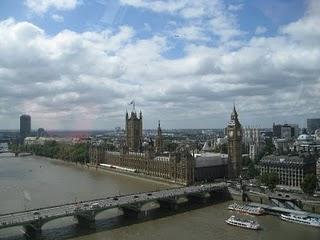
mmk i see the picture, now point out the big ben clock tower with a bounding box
[227,105,242,179]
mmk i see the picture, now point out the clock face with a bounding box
[237,130,241,137]
[229,130,234,137]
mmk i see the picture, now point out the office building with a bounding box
[307,119,320,134]
[273,123,299,139]
[20,114,31,140]
[259,154,316,188]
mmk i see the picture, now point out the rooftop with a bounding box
[195,152,228,168]
[260,154,315,166]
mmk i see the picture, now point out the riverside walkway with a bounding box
[0,182,227,236]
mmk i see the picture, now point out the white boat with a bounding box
[228,203,265,215]
[280,214,320,227]
[225,215,261,230]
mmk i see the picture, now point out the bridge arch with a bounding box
[140,201,160,211]
[94,207,122,219]
[40,215,76,230]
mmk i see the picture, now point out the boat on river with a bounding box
[225,215,261,230]
[228,203,265,215]
[280,214,320,228]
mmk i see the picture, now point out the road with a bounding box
[0,182,227,230]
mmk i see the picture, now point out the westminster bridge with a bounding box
[0,182,227,237]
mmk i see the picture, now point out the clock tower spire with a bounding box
[227,104,242,179]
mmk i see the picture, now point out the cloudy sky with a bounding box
[0,0,319,130]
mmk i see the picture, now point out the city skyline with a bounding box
[0,0,319,130]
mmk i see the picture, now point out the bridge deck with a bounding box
[0,183,226,230]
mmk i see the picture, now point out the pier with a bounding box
[247,202,320,218]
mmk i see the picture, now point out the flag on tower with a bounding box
[23,190,32,201]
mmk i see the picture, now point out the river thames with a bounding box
[0,154,319,240]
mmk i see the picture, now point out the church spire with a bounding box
[231,103,239,124]
[157,120,162,135]
[155,120,163,154]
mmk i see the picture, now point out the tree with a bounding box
[247,161,260,179]
[259,172,279,191]
[301,174,317,195]
[268,172,279,191]
[255,138,275,162]
[163,140,178,152]
[27,141,89,164]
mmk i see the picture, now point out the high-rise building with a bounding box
[155,120,163,154]
[307,118,320,134]
[227,106,242,179]
[20,114,31,140]
[273,123,282,138]
[125,110,143,152]
[273,123,299,139]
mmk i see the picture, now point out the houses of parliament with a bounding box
[89,105,242,185]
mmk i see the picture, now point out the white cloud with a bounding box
[120,0,244,42]
[280,0,320,47]
[52,14,64,22]
[174,26,208,41]
[25,0,80,14]
[280,16,320,46]
[228,4,243,12]
[0,0,320,129]
[255,26,267,35]
[120,0,186,13]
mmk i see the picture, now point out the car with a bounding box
[33,211,40,215]
[90,203,100,209]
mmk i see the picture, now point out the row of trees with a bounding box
[15,141,89,164]
[258,171,318,195]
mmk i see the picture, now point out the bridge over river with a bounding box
[0,182,227,236]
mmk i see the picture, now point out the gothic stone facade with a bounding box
[155,120,163,154]
[126,110,143,152]
[89,146,195,185]
[227,106,242,179]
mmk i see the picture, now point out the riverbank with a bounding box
[31,155,178,188]
[0,152,32,157]
[229,188,320,214]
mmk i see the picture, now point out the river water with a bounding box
[0,154,319,240]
